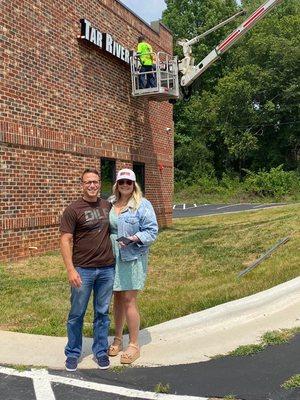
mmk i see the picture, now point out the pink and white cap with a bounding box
[116,168,136,182]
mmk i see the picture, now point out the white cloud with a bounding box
[120,0,167,23]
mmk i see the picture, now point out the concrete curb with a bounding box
[145,276,300,335]
[0,277,299,369]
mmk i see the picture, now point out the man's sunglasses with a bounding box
[118,179,133,186]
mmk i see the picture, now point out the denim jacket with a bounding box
[111,197,158,262]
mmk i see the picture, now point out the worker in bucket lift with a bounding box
[136,35,156,89]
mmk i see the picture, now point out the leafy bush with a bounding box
[174,167,300,204]
[196,176,220,194]
[244,165,300,198]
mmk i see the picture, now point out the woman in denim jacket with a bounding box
[108,168,158,364]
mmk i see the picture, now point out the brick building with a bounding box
[1,0,174,262]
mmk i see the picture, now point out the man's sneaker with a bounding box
[97,354,110,370]
[65,357,78,372]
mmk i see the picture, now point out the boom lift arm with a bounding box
[129,0,283,100]
[179,0,283,87]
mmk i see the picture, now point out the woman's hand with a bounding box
[127,235,140,242]
[118,235,140,247]
[118,240,127,248]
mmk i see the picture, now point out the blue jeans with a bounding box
[65,265,115,359]
[139,65,156,89]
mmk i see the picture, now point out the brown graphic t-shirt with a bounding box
[60,197,115,268]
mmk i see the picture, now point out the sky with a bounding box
[119,1,242,24]
[120,0,167,24]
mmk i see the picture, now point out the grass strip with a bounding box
[0,203,299,336]
[225,328,300,357]
[281,374,300,389]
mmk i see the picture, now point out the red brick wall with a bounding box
[0,0,174,261]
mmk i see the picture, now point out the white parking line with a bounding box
[0,366,208,400]
[173,204,204,210]
[31,369,55,400]
[216,204,236,210]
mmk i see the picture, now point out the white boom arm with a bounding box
[180,0,283,87]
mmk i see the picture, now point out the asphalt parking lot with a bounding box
[173,202,286,218]
[1,332,300,400]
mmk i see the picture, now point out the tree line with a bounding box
[162,0,299,187]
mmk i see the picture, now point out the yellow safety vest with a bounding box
[137,42,153,66]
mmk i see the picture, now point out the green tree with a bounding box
[163,0,300,181]
[163,0,239,90]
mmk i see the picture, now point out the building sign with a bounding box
[80,19,131,64]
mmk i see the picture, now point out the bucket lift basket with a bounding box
[130,52,180,100]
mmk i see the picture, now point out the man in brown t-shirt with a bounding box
[60,168,115,371]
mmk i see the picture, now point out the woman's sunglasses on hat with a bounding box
[118,179,133,186]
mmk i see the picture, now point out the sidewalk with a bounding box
[1,277,300,370]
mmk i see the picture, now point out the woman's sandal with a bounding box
[120,343,140,364]
[108,337,123,357]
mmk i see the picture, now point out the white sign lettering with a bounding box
[80,19,131,64]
